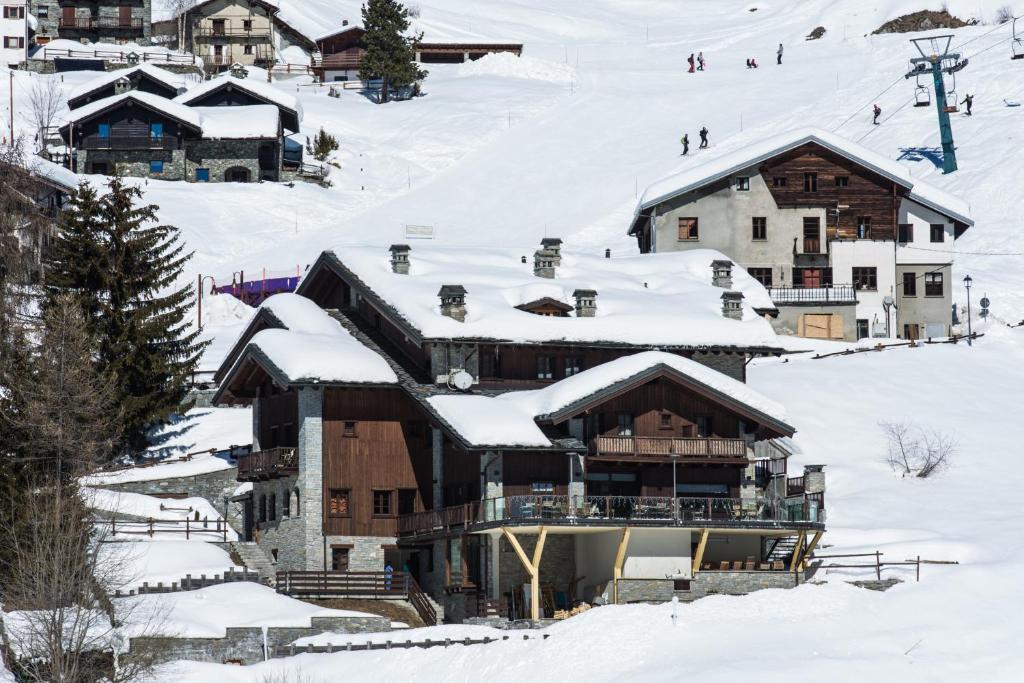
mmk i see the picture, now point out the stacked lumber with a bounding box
[552,603,592,620]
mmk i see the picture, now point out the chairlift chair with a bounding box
[1013,18,1024,60]
[913,70,931,107]
[943,69,958,113]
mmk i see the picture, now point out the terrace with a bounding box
[590,435,749,463]
[80,134,179,151]
[768,285,857,305]
[237,447,297,481]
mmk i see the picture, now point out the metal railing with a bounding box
[237,447,298,480]
[398,494,825,535]
[592,436,747,459]
[768,285,857,304]
[80,135,179,151]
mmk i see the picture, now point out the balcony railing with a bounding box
[592,435,748,460]
[768,285,857,304]
[397,494,825,536]
[237,447,298,480]
[59,18,144,31]
[80,135,179,151]
[195,26,272,38]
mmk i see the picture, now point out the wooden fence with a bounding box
[112,568,260,597]
[272,633,549,658]
[277,571,437,625]
[811,333,983,360]
[42,47,197,65]
[99,516,233,542]
[812,551,959,581]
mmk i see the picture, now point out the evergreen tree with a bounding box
[46,178,207,454]
[360,0,427,103]
[44,182,107,330]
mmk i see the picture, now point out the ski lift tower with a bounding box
[904,34,968,174]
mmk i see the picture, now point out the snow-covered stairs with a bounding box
[232,541,277,585]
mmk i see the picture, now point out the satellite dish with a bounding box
[450,370,474,391]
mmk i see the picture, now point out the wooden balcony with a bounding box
[195,26,272,39]
[591,436,749,463]
[80,135,179,151]
[237,447,298,481]
[59,17,144,32]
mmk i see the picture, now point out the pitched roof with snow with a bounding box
[631,127,974,232]
[215,293,397,402]
[427,351,793,449]
[192,105,281,139]
[303,244,781,351]
[60,91,203,132]
[24,154,78,193]
[66,64,185,107]
[174,75,303,123]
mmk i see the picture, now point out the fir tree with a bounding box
[46,178,207,454]
[360,0,428,103]
[44,182,107,330]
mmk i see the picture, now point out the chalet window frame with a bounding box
[342,420,358,438]
[327,488,351,517]
[535,355,553,380]
[659,412,673,430]
[268,493,276,521]
[746,267,772,287]
[902,272,917,297]
[856,319,869,340]
[617,413,634,437]
[282,489,291,517]
[258,494,267,523]
[852,267,877,291]
[735,176,750,191]
[924,272,943,297]
[929,223,945,243]
[372,489,395,518]
[803,172,818,193]
[530,482,555,494]
[564,356,581,377]
[751,216,767,241]
[772,176,787,187]
[898,223,914,243]
[330,545,352,571]
[149,159,163,174]
[3,6,25,19]
[834,175,849,187]
[677,217,699,241]
[856,216,871,238]
[695,416,712,438]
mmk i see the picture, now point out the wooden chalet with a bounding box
[214,243,827,622]
[66,64,184,110]
[173,74,303,133]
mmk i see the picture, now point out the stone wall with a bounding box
[78,148,186,180]
[95,466,244,530]
[129,615,390,665]
[297,388,325,570]
[186,138,267,182]
[770,302,859,341]
[617,579,675,603]
[322,535,396,572]
[75,139,278,184]
[252,475,306,570]
[683,570,800,601]
[691,351,745,382]
[497,534,575,596]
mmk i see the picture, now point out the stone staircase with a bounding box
[231,541,277,585]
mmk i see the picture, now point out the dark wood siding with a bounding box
[322,388,432,537]
[258,385,297,448]
[503,453,571,497]
[760,143,903,241]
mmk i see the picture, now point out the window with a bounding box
[902,272,917,296]
[3,6,25,19]
[373,490,393,516]
[3,36,24,49]
[834,175,849,187]
[331,547,350,571]
[258,494,266,522]
[195,168,210,182]
[852,267,877,291]
[398,489,416,516]
[617,413,634,436]
[268,493,276,521]
[98,123,111,138]
[282,490,291,517]
[36,6,47,18]
[530,482,555,494]
[536,355,552,380]
[564,356,581,377]
[342,420,357,437]
[898,223,914,243]
[802,217,821,253]
[293,488,300,515]
[772,176,787,187]
[856,216,871,238]
[856,319,869,340]
[659,412,672,429]
[328,489,350,516]
[929,223,945,243]
[751,216,767,240]
[149,160,164,174]
[746,267,772,287]
[735,176,750,191]
[924,272,943,297]
[695,416,711,438]
[244,44,254,55]
[243,19,253,30]
[803,172,817,192]
[150,122,163,139]
[677,217,699,241]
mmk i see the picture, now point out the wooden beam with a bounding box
[531,526,548,569]
[798,530,824,571]
[530,527,548,621]
[500,528,534,577]
[691,528,710,576]
[789,530,806,572]
[612,527,631,604]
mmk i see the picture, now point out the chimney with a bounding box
[389,244,411,274]
[230,63,249,79]
[604,248,611,259]
[438,285,467,322]
[711,259,734,289]
[533,249,557,279]
[114,76,132,95]
[803,465,826,494]
[573,289,597,318]
[342,19,349,26]
[721,291,744,320]
[540,237,562,265]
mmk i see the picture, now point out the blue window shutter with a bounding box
[98,124,110,138]
[151,123,163,138]
[196,168,210,182]
[150,160,163,174]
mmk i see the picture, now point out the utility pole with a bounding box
[9,71,13,139]
[904,35,968,174]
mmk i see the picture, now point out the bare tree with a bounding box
[27,78,63,154]
[882,421,956,478]
[164,0,198,50]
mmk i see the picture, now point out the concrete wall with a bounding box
[830,239,896,336]
[621,528,692,580]
[895,199,955,338]
[771,302,859,341]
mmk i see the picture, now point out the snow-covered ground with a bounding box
[98,542,243,593]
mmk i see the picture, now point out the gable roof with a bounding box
[66,64,185,109]
[60,91,203,134]
[630,127,974,234]
[426,351,793,449]
[174,75,303,126]
[299,245,782,352]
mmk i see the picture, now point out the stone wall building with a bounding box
[35,0,153,45]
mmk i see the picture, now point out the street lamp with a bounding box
[963,274,973,345]
[197,274,218,332]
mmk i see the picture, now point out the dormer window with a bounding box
[516,298,572,317]
[735,176,750,191]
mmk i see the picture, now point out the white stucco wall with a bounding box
[0,1,28,69]
[830,239,896,336]
[896,199,955,265]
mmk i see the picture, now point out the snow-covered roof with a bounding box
[24,154,78,193]
[427,351,793,448]
[217,293,398,392]
[311,245,781,350]
[633,127,974,229]
[66,64,185,104]
[193,105,280,139]
[60,91,202,131]
[174,75,303,122]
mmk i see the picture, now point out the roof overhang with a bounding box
[59,96,203,138]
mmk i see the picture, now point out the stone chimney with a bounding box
[533,249,557,279]
[438,285,467,322]
[803,465,826,494]
[573,289,597,318]
[230,63,249,79]
[114,76,132,95]
[711,259,734,288]
[721,291,744,320]
[389,244,410,274]
[342,19,350,26]
[540,237,563,265]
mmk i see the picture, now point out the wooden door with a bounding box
[119,5,132,27]
[800,314,831,339]
[802,268,822,288]
[803,217,821,253]
[61,7,76,28]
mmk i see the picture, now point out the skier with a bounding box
[777,43,784,65]
[872,104,881,125]
[687,53,695,73]
[680,133,690,156]
[961,93,973,115]
[749,57,759,68]
[699,126,709,149]
[697,51,706,71]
